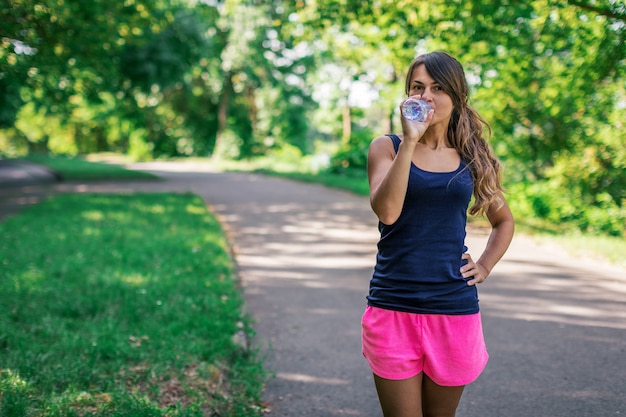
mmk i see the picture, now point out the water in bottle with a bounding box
[401,98,431,122]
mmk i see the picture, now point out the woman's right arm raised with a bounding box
[369,97,432,224]
[367,136,417,225]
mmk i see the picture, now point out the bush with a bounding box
[329,128,373,175]
[507,180,624,237]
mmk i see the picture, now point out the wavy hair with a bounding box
[405,51,504,216]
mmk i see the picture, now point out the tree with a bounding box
[1,0,189,155]
[291,0,624,234]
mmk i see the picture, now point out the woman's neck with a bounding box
[420,122,451,149]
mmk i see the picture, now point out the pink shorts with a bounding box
[361,306,488,386]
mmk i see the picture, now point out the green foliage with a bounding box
[305,0,626,237]
[329,127,373,174]
[213,129,243,160]
[0,193,266,416]
[1,0,625,236]
[502,144,625,237]
[120,10,208,92]
[0,370,34,417]
[1,0,314,159]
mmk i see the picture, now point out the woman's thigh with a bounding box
[374,373,423,417]
[421,374,465,417]
[373,373,465,417]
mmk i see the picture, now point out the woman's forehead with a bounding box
[411,64,437,84]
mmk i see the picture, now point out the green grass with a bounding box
[0,193,266,416]
[21,154,158,181]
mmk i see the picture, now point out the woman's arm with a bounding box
[461,193,515,286]
[367,136,416,225]
[368,100,433,225]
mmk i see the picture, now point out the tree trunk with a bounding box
[384,106,393,134]
[342,99,351,144]
[385,68,399,134]
[213,74,232,155]
[27,136,49,154]
[245,84,257,152]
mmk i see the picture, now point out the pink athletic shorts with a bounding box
[361,306,488,386]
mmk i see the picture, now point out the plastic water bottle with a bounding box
[401,98,431,122]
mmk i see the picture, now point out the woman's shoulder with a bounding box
[369,134,400,159]
[371,133,402,146]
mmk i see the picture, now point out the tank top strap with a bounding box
[386,134,401,154]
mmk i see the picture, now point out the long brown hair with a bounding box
[405,51,504,216]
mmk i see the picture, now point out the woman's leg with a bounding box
[421,374,465,417]
[373,372,465,417]
[373,373,423,417]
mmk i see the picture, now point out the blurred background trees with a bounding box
[1,0,624,235]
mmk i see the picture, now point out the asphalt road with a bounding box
[1,160,625,417]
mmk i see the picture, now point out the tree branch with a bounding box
[566,0,626,22]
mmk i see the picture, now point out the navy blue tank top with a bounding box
[367,134,479,315]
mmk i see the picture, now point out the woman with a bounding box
[362,51,515,417]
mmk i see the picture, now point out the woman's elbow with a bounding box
[371,200,400,225]
[492,211,515,242]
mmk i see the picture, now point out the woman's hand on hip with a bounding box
[461,252,489,286]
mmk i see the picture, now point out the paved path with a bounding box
[1,161,625,416]
[0,159,59,186]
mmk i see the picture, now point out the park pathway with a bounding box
[1,160,625,416]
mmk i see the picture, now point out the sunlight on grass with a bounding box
[186,204,207,215]
[82,210,105,221]
[121,272,149,286]
[16,266,45,289]
[0,193,265,416]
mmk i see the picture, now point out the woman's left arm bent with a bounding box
[461,193,515,286]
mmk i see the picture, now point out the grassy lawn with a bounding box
[0,193,265,416]
[21,154,158,181]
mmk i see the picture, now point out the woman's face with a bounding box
[408,64,454,126]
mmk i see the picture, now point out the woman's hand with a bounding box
[399,95,434,143]
[460,252,489,286]
[462,195,514,286]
